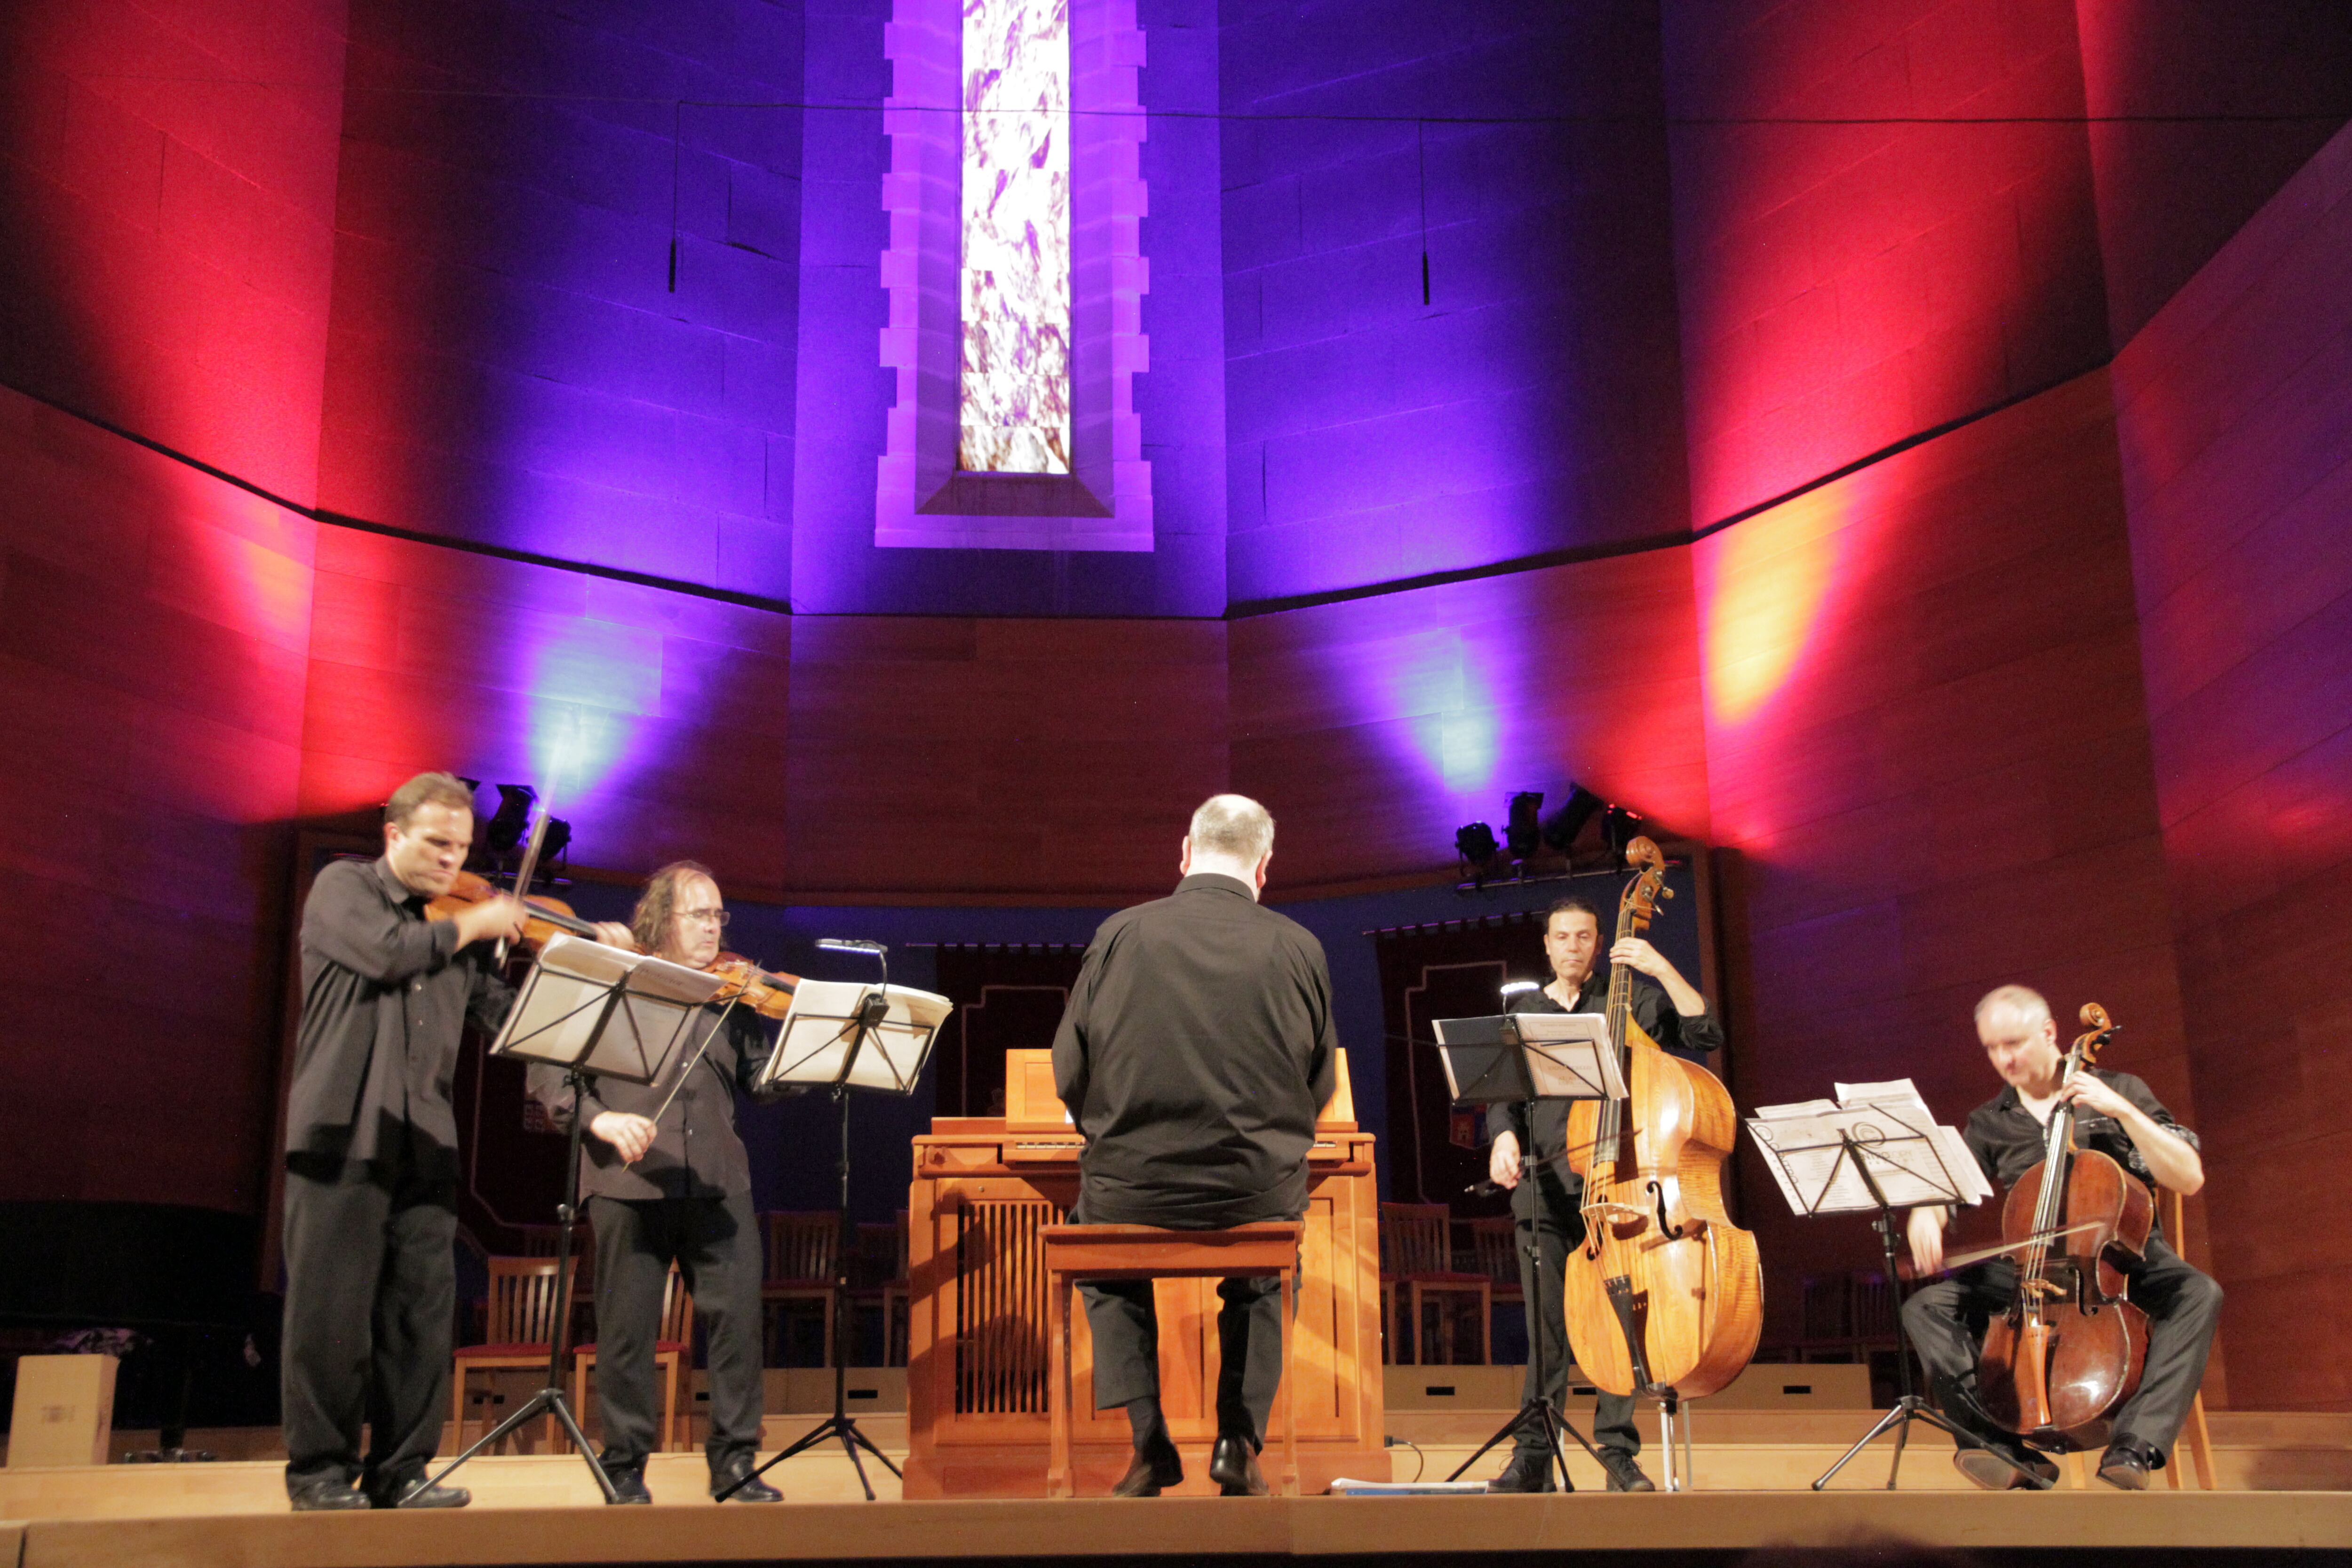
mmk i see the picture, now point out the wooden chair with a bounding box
[1378,1203,1490,1366]
[1469,1216,1524,1365]
[452,1256,576,1452]
[572,1264,696,1453]
[850,1214,912,1367]
[2158,1186,2217,1489]
[1041,1222,1301,1498]
[515,1221,594,1344]
[761,1210,841,1366]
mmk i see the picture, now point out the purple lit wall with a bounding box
[792,0,1225,614]
[1219,1,1690,606]
[320,0,803,597]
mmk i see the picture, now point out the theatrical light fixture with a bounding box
[486,784,537,854]
[539,817,572,864]
[1455,821,1499,866]
[1541,784,1605,856]
[1504,792,1544,859]
[1602,803,1647,863]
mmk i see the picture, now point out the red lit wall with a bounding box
[1694,371,2197,1359]
[2113,122,2352,1410]
[0,384,316,1210]
[1664,0,2110,528]
[1232,549,1709,895]
[0,0,346,504]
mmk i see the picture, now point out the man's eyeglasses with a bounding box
[679,908,731,928]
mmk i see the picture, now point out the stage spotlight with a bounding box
[486,784,536,854]
[1455,822,1499,866]
[1602,803,1647,862]
[1540,784,1605,856]
[1504,792,1544,859]
[539,817,572,864]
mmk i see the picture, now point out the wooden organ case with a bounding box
[904,1049,1385,1496]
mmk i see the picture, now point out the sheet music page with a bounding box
[762,982,952,1093]
[1833,1078,1934,1115]
[1745,1097,1983,1212]
[1507,1012,1626,1099]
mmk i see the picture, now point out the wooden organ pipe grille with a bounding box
[954,1199,1065,1415]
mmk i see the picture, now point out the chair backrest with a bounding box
[762,1210,842,1284]
[854,1222,904,1287]
[1799,1271,1853,1342]
[657,1263,696,1344]
[483,1256,574,1345]
[1468,1216,1518,1285]
[1379,1202,1453,1275]
[514,1221,586,1257]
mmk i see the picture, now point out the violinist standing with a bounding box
[526,861,784,1504]
[280,772,632,1511]
[1902,984,2221,1490]
[1482,896,1723,1494]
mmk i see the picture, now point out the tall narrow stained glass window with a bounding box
[958,0,1071,474]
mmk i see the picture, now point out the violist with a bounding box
[1901,984,2222,1490]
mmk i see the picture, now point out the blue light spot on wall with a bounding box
[1394,635,1499,796]
[523,618,663,803]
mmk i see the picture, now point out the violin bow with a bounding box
[496,786,554,967]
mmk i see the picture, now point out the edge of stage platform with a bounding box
[7,1491,2352,1568]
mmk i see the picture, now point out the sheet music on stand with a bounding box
[487,933,729,1086]
[1432,1011,1627,1105]
[754,979,953,1095]
[1745,1078,1993,1216]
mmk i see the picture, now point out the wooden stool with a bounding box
[1041,1222,1302,1500]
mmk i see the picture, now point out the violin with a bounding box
[1976,1003,2151,1447]
[706,952,800,1020]
[424,869,611,954]
[1560,837,1763,1401]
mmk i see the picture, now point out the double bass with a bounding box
[1976,1003,2151,1448]
[1561,837,1762,1402]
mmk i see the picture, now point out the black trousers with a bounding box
[280,1137,457,1495]
[1900,1235,2222,1460]
[586,1190,767,1470]
[1081,1274,1287,1446]
[1510,1167,1640,1457]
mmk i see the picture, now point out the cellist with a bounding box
[1901,984,2222,1490]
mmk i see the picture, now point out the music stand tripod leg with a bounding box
[1447,1233,1606,1490]
[721,1010,904,1502]
[421,1070,618,1504]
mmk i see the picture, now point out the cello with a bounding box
[1562,837,1762,1413]
[1976,1003,2151,1449]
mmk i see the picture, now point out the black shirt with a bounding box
[286,856,514,1165]
[1960,1069,2198,1193]
[1484,971,1726,1186]
[527,1002,778,1202]
[1052,873,1338,1228]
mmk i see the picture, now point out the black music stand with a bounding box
[722,945,948,1501]
[417,936,724,1504]
[1745,1098,1979,1490]
[1431,1015,1617,1493]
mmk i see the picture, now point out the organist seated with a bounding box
[1050,794,1337,1498]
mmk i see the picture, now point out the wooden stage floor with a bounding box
[5,1407,2351,1567]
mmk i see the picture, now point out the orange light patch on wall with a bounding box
[1696,484,1848,730]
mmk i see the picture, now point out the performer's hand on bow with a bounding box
[1489,1129,1523,1191]
[592,921,637,950]
[591,1112,658,1163]
[1906,1205,1948,1276]
[451,895,529,949]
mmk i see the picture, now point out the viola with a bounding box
[424,868,611,954]
[1976,1003,2152,1446]
[1561,837,1762,1401]
[706,952,800,1020]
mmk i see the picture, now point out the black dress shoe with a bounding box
[604,1462,653,1504]
[710,1453,782,1503]
[1208,1433,1269,1497]
[2096,1440,2157,1491]
[366,1475,470,1510]
[1112,1438,1185,1497]
[1597,1448,1654,1493]
[288,1480,371,1512]
[1485,1449,1561,1493]
[1949,1435,2060,1491]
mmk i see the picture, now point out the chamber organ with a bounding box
[903,1050,1386,1496]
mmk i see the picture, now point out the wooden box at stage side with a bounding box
[905,1050,1383,1497]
